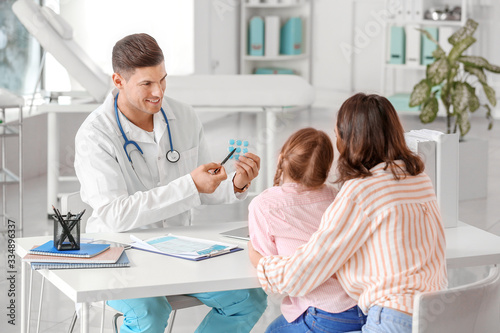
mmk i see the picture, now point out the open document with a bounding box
[130,234,242,261]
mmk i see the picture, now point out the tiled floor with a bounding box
[1,105,499,332]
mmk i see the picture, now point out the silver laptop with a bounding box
[220,226,250,241]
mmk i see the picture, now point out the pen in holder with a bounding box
[52,205,85,251]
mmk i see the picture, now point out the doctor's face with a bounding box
[114,62,167,116]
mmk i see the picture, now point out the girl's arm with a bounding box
[247,196,279,256]
[256,195,372,297]
[248,241,263,267]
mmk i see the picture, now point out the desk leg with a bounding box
[81,302,90,333]
[20,261,29,333]
[47,112,59,216]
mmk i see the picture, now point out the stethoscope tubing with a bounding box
[114,92,179,163]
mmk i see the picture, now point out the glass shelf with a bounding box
[245,1,308,9]
[386,19,464,27]
[244,54,308,61]
[385,64,426,70]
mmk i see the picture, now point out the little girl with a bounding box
[248,127,366,332]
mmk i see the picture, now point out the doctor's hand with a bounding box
[233,153,260,193]
[248,241,263,268]
[191,163,227,194]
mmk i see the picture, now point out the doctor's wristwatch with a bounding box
[232,174,250,193]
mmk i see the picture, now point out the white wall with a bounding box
[194,0,240,74]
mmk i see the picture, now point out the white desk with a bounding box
[445,222,500,268]
[16,221,500,333]
[16,222,258,333]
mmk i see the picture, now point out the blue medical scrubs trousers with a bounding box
[107,288,267,333]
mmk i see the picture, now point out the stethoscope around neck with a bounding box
[114,92,180,164]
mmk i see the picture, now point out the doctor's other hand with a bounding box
[248,241,263,268]
[191,163,227,194]
[233,153,260,191]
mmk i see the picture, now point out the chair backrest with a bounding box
[60,191,93,231]
[412,265,500,333]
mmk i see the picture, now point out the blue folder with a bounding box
[280,17,303,55]
[29,240,110,258]
[254,67,295,75]
[389,26,405,64]
[248,16,264,56]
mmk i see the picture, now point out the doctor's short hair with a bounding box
[273,127,334,188]
[112,33,164,78]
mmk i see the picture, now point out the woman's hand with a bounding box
[248,240,263,268]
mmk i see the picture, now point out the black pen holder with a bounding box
[53,215,81,250]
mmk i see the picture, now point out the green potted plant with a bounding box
[409,19,500,137]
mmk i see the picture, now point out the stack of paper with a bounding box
[23,240,130,270]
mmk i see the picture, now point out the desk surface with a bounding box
[16,222,500,304]
[445,222,500,268]
[16,222,258,304]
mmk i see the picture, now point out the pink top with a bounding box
[248,183,357,322]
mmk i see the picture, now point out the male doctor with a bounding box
[74,33,266,333]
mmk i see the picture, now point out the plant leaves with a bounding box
[449,36,476,64]
[410,79,431,107]
[464,82,480,112]
[432,47,446,60]
[484,104,494,130]
[419,96,439,123]
[456,110,471,136]
[464,65,487,84]
[458,56,500,73]
[441,82,451,110]
[418,28,444,54]
[482,83,497,106]
[426,58,449,85]
[449,19,478,46]
[452,82,470,113]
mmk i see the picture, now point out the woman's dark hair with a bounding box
[274,127,334,188]
[112,33,164,78]
[335,93,424,183]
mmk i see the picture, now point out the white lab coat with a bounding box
[74,89,244,233]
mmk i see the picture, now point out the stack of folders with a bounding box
[23,240,130,270]
[248,16,303,56]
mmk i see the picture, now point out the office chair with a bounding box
[30,192,203,333]
[413,265,500,333]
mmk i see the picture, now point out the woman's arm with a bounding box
[256,195,372,297]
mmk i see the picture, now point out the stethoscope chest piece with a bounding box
[115,92,180,164]
[166,150,180,163]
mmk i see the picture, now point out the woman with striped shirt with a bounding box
[248,93,448,333]
[249,128,367,332]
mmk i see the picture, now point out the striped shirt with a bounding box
[249,183,357,322]
[257,161,448,314]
